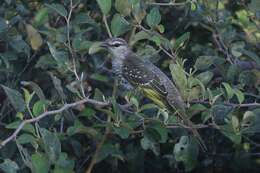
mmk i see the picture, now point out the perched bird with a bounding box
[100,38,207,151]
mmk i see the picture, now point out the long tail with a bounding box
[183,118,207,152]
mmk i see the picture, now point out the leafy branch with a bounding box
[0,98,109,148]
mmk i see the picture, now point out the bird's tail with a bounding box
[183,118,207,152]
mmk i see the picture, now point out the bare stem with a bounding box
[0,98,109,148]
[148,1,187,6]
[103,15,112,38]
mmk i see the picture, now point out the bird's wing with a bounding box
[122,55,168,97]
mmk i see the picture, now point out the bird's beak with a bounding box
[89,41,107,54]
[100,42,109,48]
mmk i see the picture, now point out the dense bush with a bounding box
[0,0,260,172]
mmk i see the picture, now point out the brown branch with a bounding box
[0,98,109,148]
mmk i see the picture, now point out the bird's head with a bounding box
[100,38,130,59]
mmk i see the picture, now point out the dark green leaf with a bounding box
[0,18,8,33]
[0,159,19,173]
[33,100,45,116]
[1,85,26,112]
[31,153,50,173]
[96,0,111,15]
[40,128,61,163]
[111,14,130,37]
[146,7,161,28]
[45,3,67,17]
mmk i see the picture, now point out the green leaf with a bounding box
[96,0,111,15]
[115,0,132,16]
[31,153,50,173]
[33,100,45,116]
[222,82,234,100]
[211,104,233,125]
[132,1,146,23]
[40,128,61,163]
[173,32,190,50]
[20,81,46,102]
[130,31,150,46]
[226,64,239,82]
[174,136,199,172]
[25,24,43,51]
[113,126,130,139]
[169,63,187,97]
[45,3,67,17]
[9,36,30,56]
[233,89,245,104]
[97,143,124,163]
[196,71,213,86]
[22,88,33,106]
[54,153,74,173]
[33,7,49,26]
[17,134,36,145]
[220,124,241,144]
[1,85,26,112]
[140,137,159,156]
[241,49,260,65]
[194,56,215,70]
[0,18,8,33]
[231,41,245,57]
[0,159,19,173]
[79,107,96,118]
[6,121,35,134]
[111,13,130,37]
[47,42,69,68]
[146,7,161,28]
[241,110,260,134]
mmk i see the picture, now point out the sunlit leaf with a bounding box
[26,24,43,50]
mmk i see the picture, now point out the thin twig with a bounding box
[148,1,187,6]
[0,98,109,148]
[65,0,87,98]
[85,116,111,173]
[190,100,260,108]
[136,24,177,61]
[103,15,112,38]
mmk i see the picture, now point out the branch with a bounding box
[148,1,187,6]
[0,98,109,148]
[103,15,112,38]
[190,100,260,108]
[85,116,111,173]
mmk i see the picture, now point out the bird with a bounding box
[99,37,207,151]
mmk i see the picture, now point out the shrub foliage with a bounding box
[0,0,260,172]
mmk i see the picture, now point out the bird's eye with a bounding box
[112,43,121,47]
